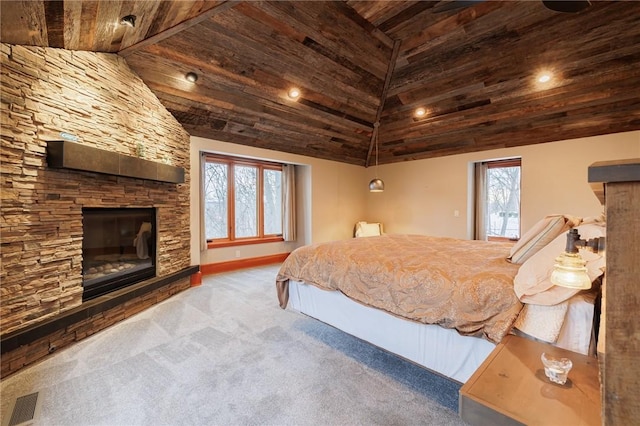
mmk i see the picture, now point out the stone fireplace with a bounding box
[1,44,195,378]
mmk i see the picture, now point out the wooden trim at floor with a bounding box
[201,253,289,275]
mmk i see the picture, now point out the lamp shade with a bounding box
[550,252,592,289]
[369,178,384,192]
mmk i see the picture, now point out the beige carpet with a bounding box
[0,265,466,425]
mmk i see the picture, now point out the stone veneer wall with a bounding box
[1,44,191,344]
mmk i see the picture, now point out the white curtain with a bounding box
[199,152,208,251]
[474,161,488,241]
[282,164,296,242]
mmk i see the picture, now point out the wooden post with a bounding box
[588,159,640,425]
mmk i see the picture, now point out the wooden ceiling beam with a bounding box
[365,39,401,168]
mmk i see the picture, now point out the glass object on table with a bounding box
[541,352,573,385]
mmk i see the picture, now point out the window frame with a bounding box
[204,153,284,248]
[480,157,522,242]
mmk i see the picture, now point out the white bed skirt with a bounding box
[287,280,596,383]
[288,280,495,383]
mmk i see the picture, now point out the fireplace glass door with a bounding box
[82,208,156,301]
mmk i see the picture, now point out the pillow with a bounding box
[355,222,382,237]
[508,214,580,264]
[513,222,606,306]
[513,301,569,343]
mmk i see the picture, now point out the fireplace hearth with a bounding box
[82,208,156,301]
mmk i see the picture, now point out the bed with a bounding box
[276,225,604,383]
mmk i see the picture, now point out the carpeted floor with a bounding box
[1,265,467,425]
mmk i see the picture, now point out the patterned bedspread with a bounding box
[277,234,523,343]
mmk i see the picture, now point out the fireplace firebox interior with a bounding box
[82,208,156,301]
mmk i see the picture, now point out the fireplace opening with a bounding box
[82,208,156,301]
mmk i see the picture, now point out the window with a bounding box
[475,158,521,241]
[204,154,283,247]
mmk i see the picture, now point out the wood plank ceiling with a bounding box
[2,1,639,166]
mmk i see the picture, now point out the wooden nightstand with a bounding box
[459,334,601,425]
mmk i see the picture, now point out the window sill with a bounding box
[207,236,284,249]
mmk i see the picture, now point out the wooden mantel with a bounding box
[47,140,185,184]
[588,159,640,425]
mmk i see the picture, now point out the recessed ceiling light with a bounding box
[538,73,552,83]
[415,107,427,117]
[288,88,301,99]
[120,15,136,28]
[185,72,198,83]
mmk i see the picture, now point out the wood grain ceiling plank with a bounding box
[62,0,83,49]
[389,5,640,112]
[378,1,447,42]
[347,0,422,28]
[251,121,346,147]
[0,1,48,47]
[148,79,371,141]
[92,0,125,52]
[388,39,640,118]
[255,1,390,80]
[233,2,306,43]
[130,49,374,135]
[383,90,640,157]
[74,1,99,51]
[134,43,259,91]
[205,7,382,105]
[381,104,640,163]
[386,39,640,124]
[161,0,208,29]
[295,1,392,73]
[399,0,505,59]
[117,0,163,51]
[175,18,381,117]
[329,0,394,49]
[382,72,640,143]
[247,121,364,158]
[43,0,65,48]
[185,125,367,165]
[131,41,376,125]
[198,16,372,98]
[118,1,239,57]
[164,95,363,149]
[248,68,377,123]
[373,1,437,34]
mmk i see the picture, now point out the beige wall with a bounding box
[191,131,639,266]
[367,131,640,239]
[190,136,367,265]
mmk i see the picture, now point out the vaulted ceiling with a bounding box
[2,1,640,166]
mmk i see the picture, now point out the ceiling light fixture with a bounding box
[120,15,136,28]
[538,73,552,83]
[542,1,591,13]
[415,107,427,117]
[185,72,198,83]
[287,87,301,100]
[368,122,384,193]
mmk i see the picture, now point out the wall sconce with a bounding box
[550,229,605,289]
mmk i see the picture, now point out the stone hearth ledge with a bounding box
[1,265,199,354]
